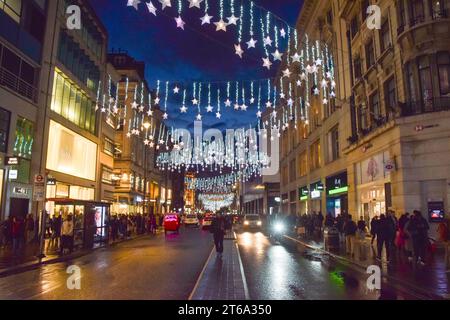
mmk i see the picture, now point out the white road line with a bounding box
[188,246,215,300]
[235,234,250,300]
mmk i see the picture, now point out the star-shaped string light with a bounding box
[282,68,292,78]
[280,28,286,38]
[227,14,239,25]
[163,112,168,119]
[291,52,301,63]
[262,57,272,70]
[206,105,214,112]
[216,112,222,119]
[234,103,240,110]
[256,111,262,118]
[234,44,244,58]
[159,0,172,10]
[180,106,188,113]
[173,86,180,94]
[241,104,248,111]
[146,1,157,15]
[175,16,186,30]
[272,49,283,61]
[200,13,213,25]
[263,36,273,46]
[265,101,272,108]
[192,98,199,105]
[196,114,202,120]
[154,97,160,105]
[246,38,257,49]
[214,19,228,32]
[127,0,141,10]
[250,97,255,104]
[224,99,232,107]
[188,0,203,9]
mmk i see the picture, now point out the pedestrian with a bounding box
[336,214,345,243]
[403,217,414,262]
[110,216,119,242]
[395,212,410,252]
[343,215,357,256]
[376,214,395,262]
[370,216,379,246]
[387,210,398,246]
[317,211,324,235]
[324,212,335,228]
[25,214,35,244]
[357,216,367,240]
[11,216,23,255]
[45,213,52,238]
[51,213,62,248]
[407,210,429,265]
[211,212,226,258]
[60,214,74,255]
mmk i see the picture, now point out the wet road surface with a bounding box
[236,228,419,300]
[0,227,213,300]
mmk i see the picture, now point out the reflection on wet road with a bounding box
[236,229,414,300]
[0,227,213,300]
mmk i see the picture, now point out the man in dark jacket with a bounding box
[407,210,429,265]
[344,215,357,256]
[211,212,226,258]
[376,214,395,262]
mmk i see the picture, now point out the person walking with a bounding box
[211,212,226,258]
[60,215,74,255]
[344,215,357,257]
[376,214,395,262]
[407,210,429,265]
[324,213,335,228]
[370,216,379,246]
[25,214,35,244]
[110,216,119,242]
[51,214,62,249]
[11,216,23,255]
[396,213,410,253]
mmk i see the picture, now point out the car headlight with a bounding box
[244,221,249,225]
[274,222,285,233]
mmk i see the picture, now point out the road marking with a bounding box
[188,246,215,300]
[235,239,250,300]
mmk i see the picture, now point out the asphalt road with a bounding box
[235,227,418,300]
[0,226,213,300]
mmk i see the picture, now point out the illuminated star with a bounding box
[314,87,320,95]
[147,109,153,116]
[227,14,239,26]
[271,49,283,61]
[291,52,301,63]
[139,105,145,112]
[196,114,202,120]
[262,57,272,70]
[126,132,132,138]
[154,97,160,104]
[224,99,231,107]
[321,79,328,88]
[280,28,286,38]
[250,97,255,104]
[241,104,248,111]
[146,1,157,15]
[192,98,198,105]
[287,98,294,107]
[315,58,323,66]
[206,105,214,112]
[280,92,286,99]
[300,73,307,81]
[263,36,273,46]
[234,44,244,58]
[127,0,141,10]
[246,37,257,49]
[266,101,272,108]
[175,16,186,30]
[173,86,180,94]
[282,68,292,78]
[296,80,302,87]
[214,19,228,32]
[234,103,240,110]
[158,0,172,10]
[188,0,203,9]
[180,106,187,113]
[272,110,277,117]
[256,111,262,118]
[131,101,139,109]
[323,98,328,105]
[216,112,222,119]
[200,13,213,25]
[163,112,168,119]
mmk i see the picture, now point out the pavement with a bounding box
[283,232,450,300]
[0,224,447,300]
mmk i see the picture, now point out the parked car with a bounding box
[184,214,199,227]
[201,215,214,230]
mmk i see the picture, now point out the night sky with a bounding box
[89,0,304,131]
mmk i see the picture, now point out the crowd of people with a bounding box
[291,210,448,266]
[108,213,161,242]
[0,214,36,255]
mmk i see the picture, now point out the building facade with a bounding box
[280,0,450,238]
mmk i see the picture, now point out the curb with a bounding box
[0,232,157,278]
[283,235,447,300]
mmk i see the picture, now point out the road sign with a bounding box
[33,174,46,202]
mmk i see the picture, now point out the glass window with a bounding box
[410,0,425,24]
[430,0,446,18]
[437,52,450,96]
[0,0,22,23]
[310,140,321,170]
[103,136,114,156]
[14,117,34,159]
[418,56,434,110]
[366,40,375,69]
[298,152,307,177]
[102,166,113,184]
[354,57,362,80]
[380,20,391,52]
[2,47,20,74]
[328,126,339,162]
[384,77,397,110]
[370,91,381,121]
[359,105,369,131]
[351,16,359,39]
[0,107,10,153]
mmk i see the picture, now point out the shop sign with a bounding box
[311,190,321,199]
[326,172,348,195]
[310,181,324,192]
[384,159,396,173]
[13,187,30,195]
[5,157,19,166]
[428,201,445,222]
[8,169,18,180]
[299,186,309,201]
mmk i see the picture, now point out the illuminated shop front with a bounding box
[46,200,110,249]
[298,186,309,215]
[309,181,324,214]
[355,151,392,224]
[326,172,348,218]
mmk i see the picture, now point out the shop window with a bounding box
[380,20,391,53]
[102,166,113,184]
[298,151,307,177]
[310,140,321,171]
[437,52,450,96]
[0,0,22,23]
[0,107,10,153]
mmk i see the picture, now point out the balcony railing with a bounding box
[400,97,450,116]
[0,65,38,102]
[432,8,448,20]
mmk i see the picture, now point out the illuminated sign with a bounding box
[5,157,19,166]
[311,190,321,199]
[8,169,18,180]
[328,186,349,195]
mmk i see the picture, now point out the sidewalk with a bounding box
[189,232,249,300]
[0,230,161,277]
[284,233,450,299]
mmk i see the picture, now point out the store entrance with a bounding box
[362,200,386,226]
[10,198,29,219]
